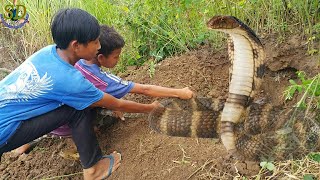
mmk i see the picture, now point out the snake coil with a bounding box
[148,16,320,160]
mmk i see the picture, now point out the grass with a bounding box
[259,155,320,179]
[187,153,320,179]
[1,0,319,72]
[172,144,192,165]
[38,172,83,180]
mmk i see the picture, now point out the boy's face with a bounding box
[98,48,122,68]
[75,38,101,60]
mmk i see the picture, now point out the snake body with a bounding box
[148,16,320,160]
[207,15,266,156]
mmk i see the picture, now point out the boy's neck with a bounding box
[83,57,100,67]
[56,47,79,66]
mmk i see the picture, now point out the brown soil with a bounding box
[0,34,319,180]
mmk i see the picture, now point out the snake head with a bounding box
[206,15,240,30]
[207,15,263,46]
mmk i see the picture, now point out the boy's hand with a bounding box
[151,101,164,110]
[113,111,125,121]
[178,87,194,99]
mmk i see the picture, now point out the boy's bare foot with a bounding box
[83,151,122,180]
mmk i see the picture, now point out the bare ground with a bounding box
[0,34,319,180]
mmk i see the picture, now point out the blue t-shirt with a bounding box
[0,45,104,145]
[75,59,135,99]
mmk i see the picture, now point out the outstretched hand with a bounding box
[151,101,164,111]
[178,87,194,99]
[113,110,125,121]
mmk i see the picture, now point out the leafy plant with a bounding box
[308,152,320,162]
[284,71,320,108]
[254,160,275,180]
[148,60,156,78]
[259,160,275,171]
[303,174,316,180]
[306,23,320,55]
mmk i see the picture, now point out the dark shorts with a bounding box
[0,105,102,169]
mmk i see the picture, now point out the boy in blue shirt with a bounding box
[16,25,194,159]
[0,8,164,179]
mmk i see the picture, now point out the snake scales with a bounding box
[148,16,320,161]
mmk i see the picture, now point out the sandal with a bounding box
[101,153,122,179]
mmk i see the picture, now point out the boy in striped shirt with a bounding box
[75,25,193,113]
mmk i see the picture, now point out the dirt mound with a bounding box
[0,35,319,179]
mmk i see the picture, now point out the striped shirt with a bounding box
[75,59,134,99]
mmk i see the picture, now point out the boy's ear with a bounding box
[70,40,79,50]
[97,54,105,62]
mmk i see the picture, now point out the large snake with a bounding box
[148,16,320,160]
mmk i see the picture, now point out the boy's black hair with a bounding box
[51,8,100,49]
[98,25,125,57]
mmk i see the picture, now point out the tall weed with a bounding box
[0,0,319,71]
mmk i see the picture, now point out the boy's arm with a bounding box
[91,93,160,113]
[130,83,194,99]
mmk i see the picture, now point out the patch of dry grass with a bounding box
[190,153,320,180]
[262,155,320,180]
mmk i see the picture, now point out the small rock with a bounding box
[234,162,247,174]
[245,161,260,172]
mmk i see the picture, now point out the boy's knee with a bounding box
[68,107,94,127]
